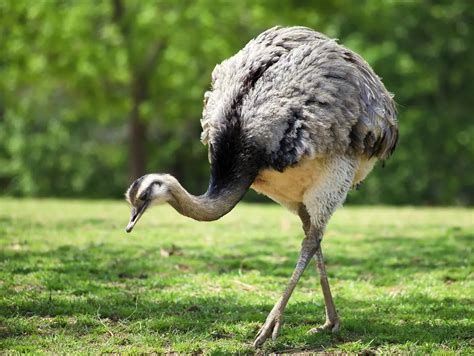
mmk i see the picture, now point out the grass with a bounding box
[0,198,473,354]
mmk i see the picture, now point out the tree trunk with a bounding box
[128,96,147,181]
[111,0,165,182]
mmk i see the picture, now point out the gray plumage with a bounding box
[125,26,399,347]
[201,26,398,171]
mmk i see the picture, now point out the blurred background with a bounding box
[0,0,472,205]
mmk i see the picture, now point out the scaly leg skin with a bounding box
[298,205,340,334]
[308,246,340,334]
[253,238,318,347]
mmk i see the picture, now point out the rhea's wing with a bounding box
[239,38,398,171]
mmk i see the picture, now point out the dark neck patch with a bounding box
[207,50,285,197]
[208,121,262,198]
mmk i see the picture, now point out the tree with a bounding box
[1,0,473,204]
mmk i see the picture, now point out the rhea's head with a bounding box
[124,174,174,233]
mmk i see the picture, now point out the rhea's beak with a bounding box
[125,202,149,233]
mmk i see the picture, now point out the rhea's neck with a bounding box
[166,175,252,222]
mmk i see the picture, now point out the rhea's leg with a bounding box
[253,237,319,347]
[308,245,340,333]
[301,157,358,334]
[299,205,340,333]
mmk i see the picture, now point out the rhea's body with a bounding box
[125,26,398,347]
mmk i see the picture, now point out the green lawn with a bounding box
[0,198,473,354]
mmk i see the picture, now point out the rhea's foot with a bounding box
[253,310,283,347]
[307,319,340,334]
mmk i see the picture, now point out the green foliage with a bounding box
[0,199,473,352]
[0,1,473,203]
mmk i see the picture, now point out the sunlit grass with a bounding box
[0,198,473,353]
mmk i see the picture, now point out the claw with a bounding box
[272,319,281,340]
[253,313,282,347]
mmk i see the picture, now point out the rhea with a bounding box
[125,26,398,347]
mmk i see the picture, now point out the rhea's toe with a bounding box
[307,319,340,334]
[253,315,282,347]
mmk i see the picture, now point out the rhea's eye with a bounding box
[139,190,149,201]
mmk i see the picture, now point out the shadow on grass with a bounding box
[5,231,470,281]
[2,291,472,351]
[1,223,472,351]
